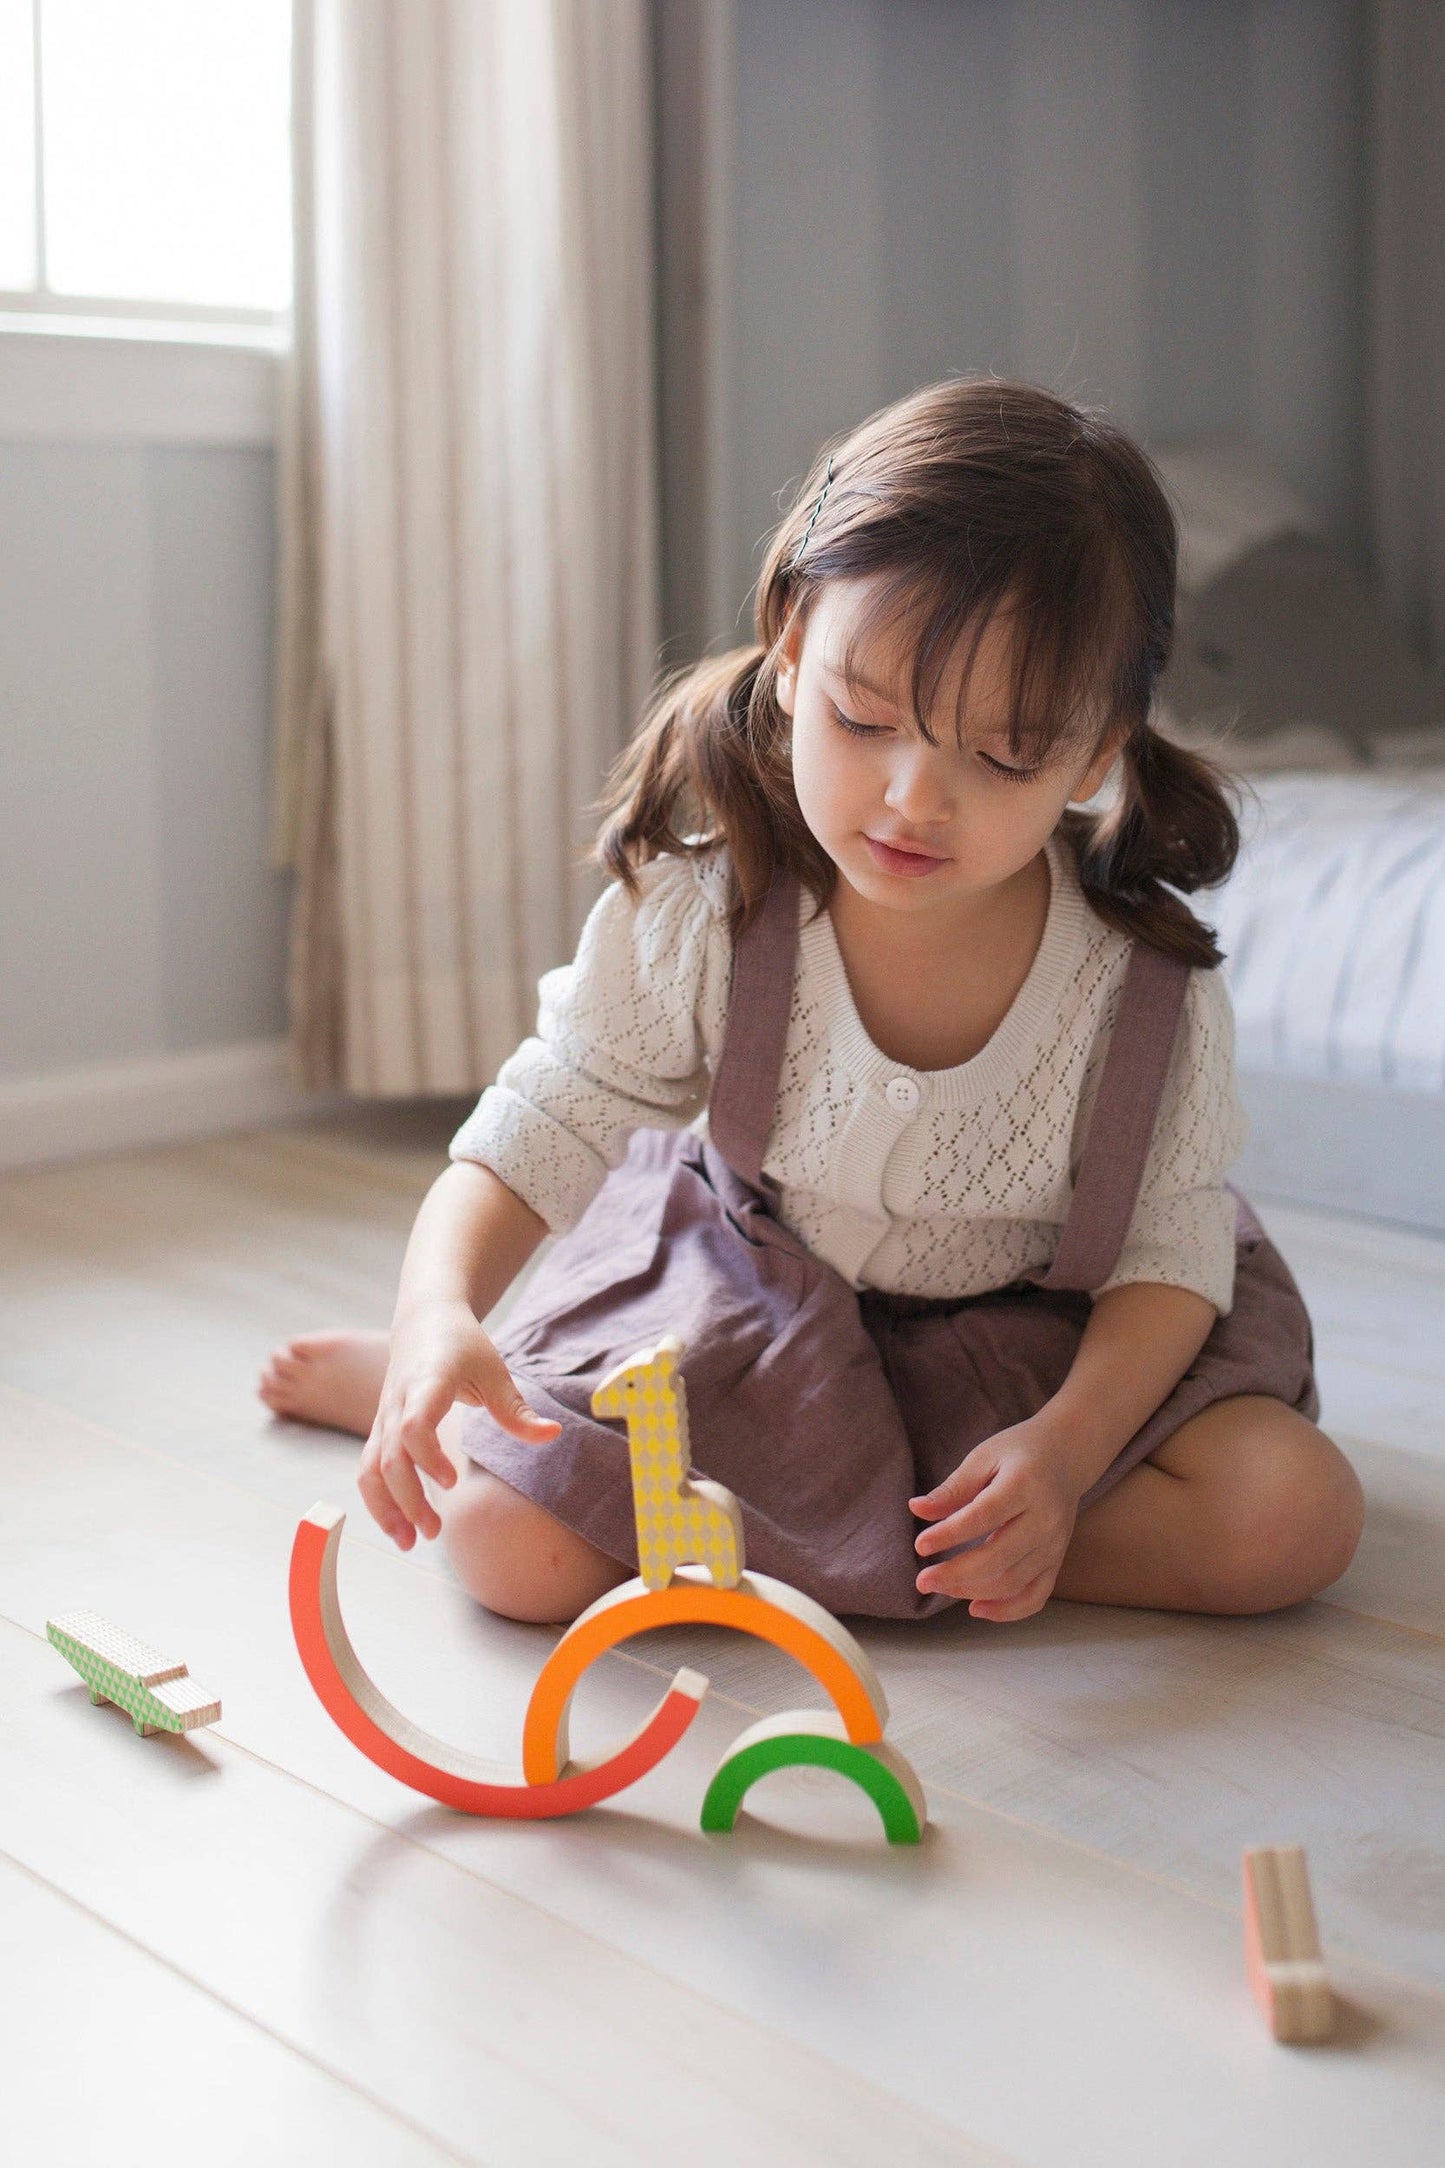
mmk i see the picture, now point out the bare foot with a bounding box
[258,1329,390,1438]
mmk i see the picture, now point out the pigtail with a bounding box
[591,644,805,937]
[1062,725,1243,968]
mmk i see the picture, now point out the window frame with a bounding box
[0,0,291,447]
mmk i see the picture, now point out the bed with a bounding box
[1211,770,1445,1235]
[1145,445,1445,1236]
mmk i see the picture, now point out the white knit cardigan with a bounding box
[449,831,1246,1312]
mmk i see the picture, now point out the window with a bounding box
[0,0,292,338]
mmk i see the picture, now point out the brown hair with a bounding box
[591,374,1241,967]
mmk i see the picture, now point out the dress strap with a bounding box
[706,865,801,1195]
[1035,940,1192,1295]
[710,865,1192,1296]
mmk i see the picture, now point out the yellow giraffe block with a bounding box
[591,1333,744,1590]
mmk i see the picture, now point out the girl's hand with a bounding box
[358,1298,561,1550]
[909,1417,1082,1621]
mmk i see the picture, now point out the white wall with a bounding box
[0,343,323,1164]
[0,440,287,1075]
[656,0,1370,658]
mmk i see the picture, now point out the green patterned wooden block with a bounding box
[47,1608,220,1737]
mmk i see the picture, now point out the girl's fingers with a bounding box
[914,1483,1016,1555]
[965,1537,1051,1603]
[398,1383,461,1488]
[921,1524,1041,1597]
[910,1453,993,1521]
[472,1351,562,1445]
[966,1564,1058,1622]
[357,1455,417,1548]
[917,1532,1045,1602]
[382,1445,442,1543]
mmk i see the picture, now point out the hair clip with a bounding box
[788,454,836,571]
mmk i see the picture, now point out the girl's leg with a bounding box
[433,1408,631,1624]
[1050,1396,1365,1614]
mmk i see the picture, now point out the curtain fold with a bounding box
[1367,0,1445,679]
[271,0,660,1093]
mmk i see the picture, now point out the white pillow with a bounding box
[1150,441,1318,596]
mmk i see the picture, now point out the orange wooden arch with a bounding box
[289,1504,707,1817]
[522,1565,889,1784]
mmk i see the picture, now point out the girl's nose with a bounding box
[883,746,953,824]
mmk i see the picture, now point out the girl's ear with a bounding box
[1068,729,1124,807]
[774,610,803,716]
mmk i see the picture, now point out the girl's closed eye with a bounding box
[977,752,1045,784]
[830,703,1043,783]
[830,705,886,740]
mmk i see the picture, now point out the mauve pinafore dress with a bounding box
[458,867,1321,1620]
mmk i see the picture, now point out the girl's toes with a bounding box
[258,1350,307,1411]
[253,1328,390,1438]
[289,1331,348,1363]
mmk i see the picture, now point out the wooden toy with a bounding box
[1242,1845,1334,2042]
[521,1562,889,1784]
[289,1503,708,1818]
[700,1710,926,1844]
[288,1332,926,1843]
[47,1608,220,1736]
[591,1333,744,1590]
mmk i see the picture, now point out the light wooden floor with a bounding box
[3,1103,1444,2167]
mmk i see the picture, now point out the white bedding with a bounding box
[1207,770,1445,1092]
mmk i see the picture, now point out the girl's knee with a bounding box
[438,1465,626,1624]
[1210,1408,1364,1611]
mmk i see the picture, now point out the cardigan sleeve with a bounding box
[1094,962,1249,1315]
[447,852,732,1235]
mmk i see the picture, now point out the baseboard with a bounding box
[0,1038,350,1172]
[1235,1069,1445,1239]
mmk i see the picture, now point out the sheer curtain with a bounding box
[271,0,659,1092]
[1368,0,1445,679]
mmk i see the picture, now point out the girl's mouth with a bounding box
[864,834,951,877]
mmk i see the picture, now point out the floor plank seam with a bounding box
[0,1373,329,1488]
[1256,1621,1445,1697]
[0,1840,476,2166]
[1316,1593,1445,1648]
[1325,1353,1445,1396]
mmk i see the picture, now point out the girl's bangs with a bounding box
[834,558,1112,768]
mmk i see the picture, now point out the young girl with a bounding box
[260,375,1364,1629]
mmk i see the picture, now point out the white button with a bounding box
[885,1074,921,1115]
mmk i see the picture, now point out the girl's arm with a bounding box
[446,853,726,1240]
[1029,1279,1218,1492]
[391,1158,553,1333]
[911,1281,1216,1587]
[365,853,722,1555]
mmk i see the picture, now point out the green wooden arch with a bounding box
[700,1710,926,1844]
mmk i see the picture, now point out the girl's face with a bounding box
[776,575,1120,918]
